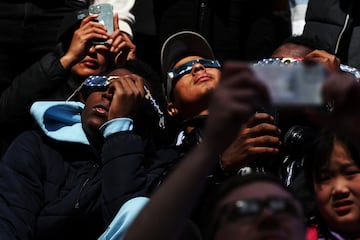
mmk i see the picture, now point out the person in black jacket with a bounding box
[95,30,283,240]
[0,58,169,240]
[153,0,291,64]
[0,12,136,157]
[0,0,135,85]
[130,30,282,238]
[303,0,360,69]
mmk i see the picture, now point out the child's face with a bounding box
[314,140,360,234]
[168,56,221,119]
[81,68,142,134]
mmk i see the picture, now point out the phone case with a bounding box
[89,3,114,45]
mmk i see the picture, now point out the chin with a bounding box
[328,213,360,230]
[201,84,216,93]
[73,67,102,79]
[85,118,105,132]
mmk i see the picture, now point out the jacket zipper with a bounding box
[75,178,90,209]
[334,3,352,54]
[74,163,99,209]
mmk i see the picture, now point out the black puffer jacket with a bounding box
[303,0,360,69]
[154,0,291,63]
[0,46,79,157]
[0,130,172,240]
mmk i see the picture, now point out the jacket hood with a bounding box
[30,101,89,145]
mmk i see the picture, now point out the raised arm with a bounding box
[123,62,270,240]
[0,15,109,126]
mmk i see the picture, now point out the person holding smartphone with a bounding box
[0,0,134,158]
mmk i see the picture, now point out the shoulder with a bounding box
[0,130,47,175]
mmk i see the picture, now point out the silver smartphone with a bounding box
[251,61,327,107]
[89,3,114,45]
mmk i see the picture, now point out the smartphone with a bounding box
[251,61,327,107]
[89,3,114,45]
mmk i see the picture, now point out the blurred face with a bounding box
[168,56,221,119]
[214,182,305,240]
[72,46,110,79]
[314,140,360,235]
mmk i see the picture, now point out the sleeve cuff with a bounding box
[100,118,134,138]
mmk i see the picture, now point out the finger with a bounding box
[128,74,146,98]
[80,14,99,27]
[246,147,280,159]
[82,18,108,32]
[112,33,134,49]
[94,44,109,52]
[245,123,281,138]
[121,33,136,52]
[305,50,331,59]
[123,76,143,98]
[120,31,133,43]
[248,135,282,148]
[304,50,340,71]
[110,34,126,52]
[246,112,275,127]
[80,24,109,40]
[117,33,136,56]
[75,23,107,37]
[113,75,144,100]
[113,13,120,31]
[110,77,128,95]
[108,79,134,113]
[127,48,136,60]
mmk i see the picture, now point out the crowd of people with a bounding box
[1,0,360,240]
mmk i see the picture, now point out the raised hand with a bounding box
[60,15,110,69]
[106,74,145,120]
[304,49,341,73]
[221,112,281,174]
[204,62,270,156]
[95,13,136,66]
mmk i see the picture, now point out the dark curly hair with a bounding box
[282,35,332,53]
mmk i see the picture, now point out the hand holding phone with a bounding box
[60,14,109,69]
[89,3,114,45]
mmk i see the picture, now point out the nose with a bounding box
[257,208,281,229]
[89,45,97,55]
[332,177,350,199]
[101,85,114,100]
[191,63,206,75]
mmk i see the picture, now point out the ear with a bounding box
[167,102,179,117]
